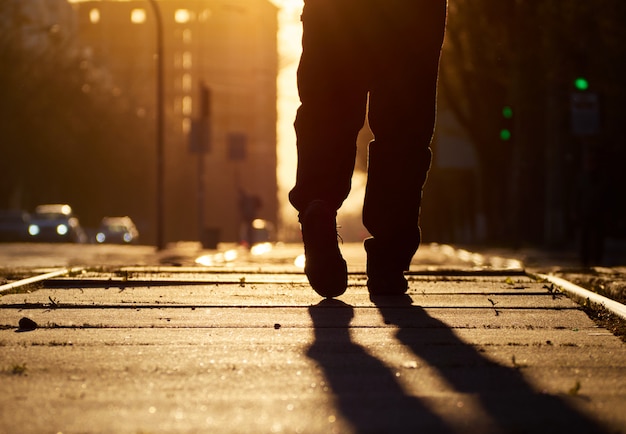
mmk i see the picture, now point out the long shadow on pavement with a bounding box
[307,299,454,434]
[371,294,610,434]
[308,297,611,433]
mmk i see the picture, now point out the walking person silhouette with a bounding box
[289,0,447,297]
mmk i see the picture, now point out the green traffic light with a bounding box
[574,77,589,91]
[500,129,512,141]
[502,106,513,119]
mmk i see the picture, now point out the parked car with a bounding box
[95,216,139,244]
[0,210,31,242]
[28,204,87,243]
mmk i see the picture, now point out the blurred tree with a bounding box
[438,0,626,246]
[0,1,154,236]
[437,0,516,243]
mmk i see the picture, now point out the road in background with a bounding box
[0,241,523,269]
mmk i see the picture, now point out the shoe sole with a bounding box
[305,257,348,298]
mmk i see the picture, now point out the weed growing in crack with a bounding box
[511,355,527,369]
[48,296,60,308]
[488,298,501,316]
[568,380,582,396]
[9,363,27,376]
[543,283,563,300]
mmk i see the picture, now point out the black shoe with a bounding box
[300,200,347,298]
[364,237,408,296]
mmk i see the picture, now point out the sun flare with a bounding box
[271,0,304,238]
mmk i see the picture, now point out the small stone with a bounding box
[18,317,37,332]
[274,323,281,329]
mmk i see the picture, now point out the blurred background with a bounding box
[1,0,624,262]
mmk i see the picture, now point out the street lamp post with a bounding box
[147,0,165,250]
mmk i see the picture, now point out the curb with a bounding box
[535,273,626,321]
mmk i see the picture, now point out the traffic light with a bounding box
[574,77,589,91]
[200,84,211,118]
[570,76,600,136]
[190,83,212,153]
[500,105,513,141]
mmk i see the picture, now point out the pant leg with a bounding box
[363,0,447,265]
[288,0,369,213]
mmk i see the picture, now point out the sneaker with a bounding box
[300,200,348,298]
[364,237,408,296]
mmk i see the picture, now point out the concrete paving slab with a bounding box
[0,288,579,310]
[0,268,625,434]
[0,273,564,304]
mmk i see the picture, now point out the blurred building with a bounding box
[69,0,278,244]
[1,0,76,54]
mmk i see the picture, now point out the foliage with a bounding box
[438,0,626,245]
[0,1,154,234]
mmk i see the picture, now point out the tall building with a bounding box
[2,0,76,43]
[70,0,278,244]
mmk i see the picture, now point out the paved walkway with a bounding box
[0,244,625,433]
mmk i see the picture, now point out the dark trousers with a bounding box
[289,0,447,263]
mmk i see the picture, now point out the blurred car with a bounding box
[0,210,31,242]
[28,204,87,243]
[95,216,139,244]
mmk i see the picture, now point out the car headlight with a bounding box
[96,232,106,243]
[28,224,40,236]
[56,224,69,235]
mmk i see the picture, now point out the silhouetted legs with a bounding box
[290,0,447,295]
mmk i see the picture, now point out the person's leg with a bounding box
[289,0,368,297]
[289,0,368,213]
[363,0,447,294]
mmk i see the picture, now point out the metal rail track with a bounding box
[0,267,83,294]
[2,267,626,322]
[536,273,626,321]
